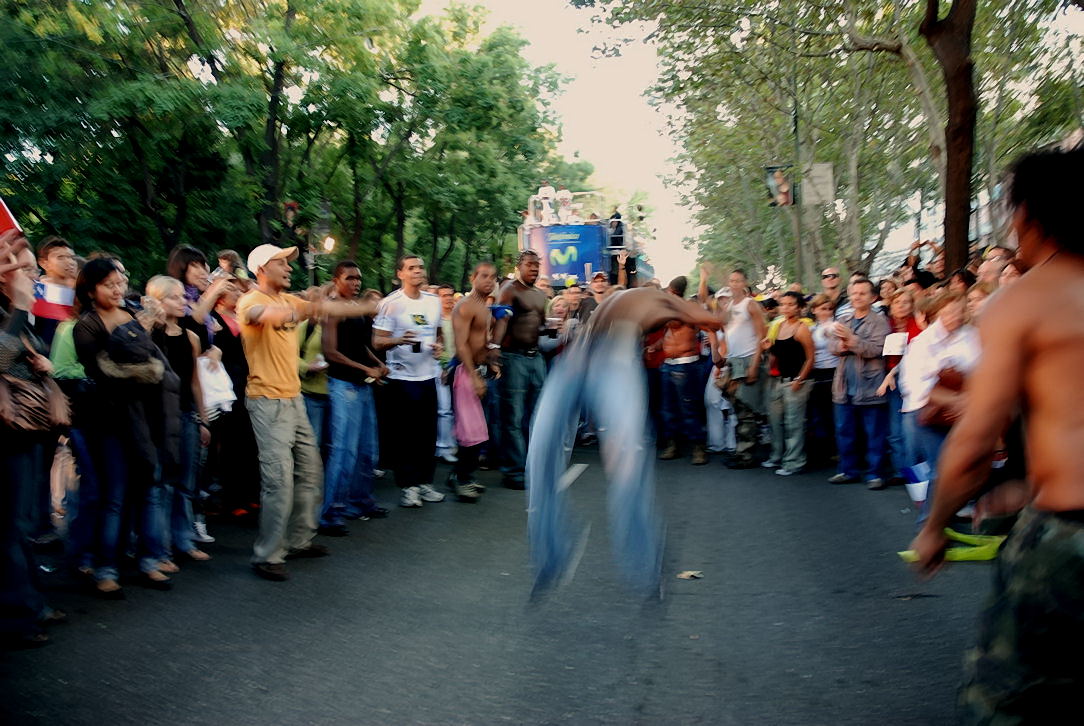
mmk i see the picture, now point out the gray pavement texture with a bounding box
[2,450,989,726]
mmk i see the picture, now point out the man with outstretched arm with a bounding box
[446,262,501,502]
[237,245,377,582]
[910,146,1084,723]
[526,286,721,594]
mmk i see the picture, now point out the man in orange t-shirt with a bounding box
[237,245,375,582]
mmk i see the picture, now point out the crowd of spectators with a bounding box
[0,204,1023,648]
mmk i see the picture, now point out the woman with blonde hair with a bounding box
[145,275,213,567]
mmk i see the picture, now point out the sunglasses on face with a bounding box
[821,273,839,279]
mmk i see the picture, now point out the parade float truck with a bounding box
[518,190,653,287]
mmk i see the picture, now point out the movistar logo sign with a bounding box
[550,246,578,266]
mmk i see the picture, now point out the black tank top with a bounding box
[156,329,194,413]
[771,332,806,380]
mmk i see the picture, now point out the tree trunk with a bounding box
[920,0,978,274]
[393,183,407,262]
[258,2,296,245]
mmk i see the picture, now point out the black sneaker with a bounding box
[363,507,389,519]
[252,562,289,581]
[317,524,349,537]
[285,544,330,560]
[502,476,526,491]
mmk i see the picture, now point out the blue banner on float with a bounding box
[526,224,608,284]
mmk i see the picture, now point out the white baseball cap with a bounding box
[247,244,298,275]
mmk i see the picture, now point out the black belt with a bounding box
[507,348,540,357]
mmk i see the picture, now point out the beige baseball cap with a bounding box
[247,244,298,275]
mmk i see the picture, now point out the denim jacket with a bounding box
[828,311,889,406]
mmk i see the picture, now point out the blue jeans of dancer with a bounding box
[323,378,379,525]
[501,351,546,484]
[660,360,706,444]
[903,411,949,526]
[526,330,662,592]
[834,402,888,482]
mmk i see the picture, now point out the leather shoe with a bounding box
[286,543,330,560]
[252,562,289,581]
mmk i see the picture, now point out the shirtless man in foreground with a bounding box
[447,262,500,502]
[910,146,1084,722]
[492,249,547,489]
[527,286,720,593]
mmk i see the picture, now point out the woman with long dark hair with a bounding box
[72,258,176,596]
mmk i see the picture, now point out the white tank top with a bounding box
[725,297,758,359]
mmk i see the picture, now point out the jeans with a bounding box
[500,352,547,484]
[385,378,438,489]
[163,413,199,555]
[526,329,662,593]
[903,411,949,525]
[834,402,888,481]
[66,428,100,570]
[885,385,908,478]
[660,360,706,444]
[435,379,456,456]
[0,433,47,636]
[87,431,163,579]
[483,373,503,463]
[323,378,379,525]
[247,396,323,564]
[704,375,736,452]
[768,378,812,471]
[806,368,837,466]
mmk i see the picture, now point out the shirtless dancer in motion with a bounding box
[446,262,500,502]
[910,146,1084,722]
[527,286,720,593]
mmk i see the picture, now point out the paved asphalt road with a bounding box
[3,449,990,725]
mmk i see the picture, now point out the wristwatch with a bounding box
[486,343,500,350]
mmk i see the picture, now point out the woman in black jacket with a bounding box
[72,259,177,597]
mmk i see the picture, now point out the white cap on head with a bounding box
[715,287,733,298]
[247,244,298,275]
[591,271,607,280]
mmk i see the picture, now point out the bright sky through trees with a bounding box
[418,0,699,283]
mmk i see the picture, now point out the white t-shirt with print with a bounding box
[374,289,441,382]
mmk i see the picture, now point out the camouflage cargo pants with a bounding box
[726,355,766,467]
[959,506,1084,724]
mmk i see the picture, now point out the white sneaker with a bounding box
[775,468,796,477]
[760,460,780,469]
[399,486,423,508]
[193,519,215,544]
[417,484,445,503]
[439,452,458,463]
[373,469,385,478]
